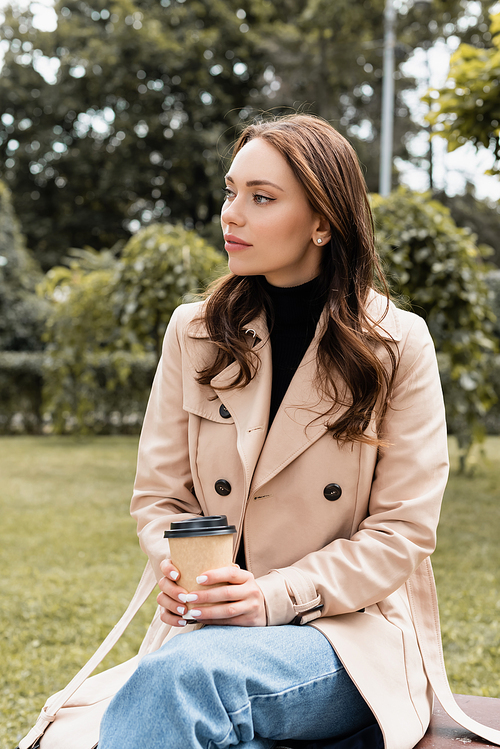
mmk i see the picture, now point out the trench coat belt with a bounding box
[270,566,323,625]
[407,557,500,746]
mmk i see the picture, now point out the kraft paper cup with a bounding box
[164,516,237,620]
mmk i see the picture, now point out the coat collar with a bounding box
[364,289,402,342]
[188,289,401,343]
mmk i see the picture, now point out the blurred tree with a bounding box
[0,0,273,268]
[433,186,500,267]
[426,11,500,177]
[482,269,500,435]
[41,222,222,432]
[0,179,47,350]
[372,187,497,470]
[0,0,495,268]
[0,179,48,432]
[243,0,495,191]
[112,222,225,358]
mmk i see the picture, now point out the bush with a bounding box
[40,224,223,433]
[0,180,49,433]
[112,222,225,357]
[372,188,498,466]
[0,352,44,434]
[0,350,158,435]
[482,270,500,434]
[43,351,157,435]
[0,180,48,352]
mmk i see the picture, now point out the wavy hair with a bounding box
[196,114,398,444]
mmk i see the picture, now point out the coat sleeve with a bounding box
[130,304,202,582]
[256,312,450,626]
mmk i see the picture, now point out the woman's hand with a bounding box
[157,559,267,628]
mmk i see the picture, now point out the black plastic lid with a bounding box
[164,515,237,539]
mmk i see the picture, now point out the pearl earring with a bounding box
[317,238,323,244]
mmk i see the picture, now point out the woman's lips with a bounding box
[224,234,252,252]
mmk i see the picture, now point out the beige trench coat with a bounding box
[130,291,497,749]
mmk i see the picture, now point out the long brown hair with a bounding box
[196,114,398,444]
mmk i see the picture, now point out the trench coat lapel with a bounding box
[207,290,402,497]
[250,321,332,494]
[210,325,330,499]
[251,290,402,494]
[209,315,272,497]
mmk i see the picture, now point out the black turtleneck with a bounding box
[235,274,328,570]
[259,274,328,429]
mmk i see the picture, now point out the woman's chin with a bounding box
[227,259,262,278]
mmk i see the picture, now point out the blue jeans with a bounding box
[99,625,377,749]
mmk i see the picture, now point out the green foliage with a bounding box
[372,187,497,464]
[0,0,273,267]
[426,12,500,176]
[0,179,47,350]
[113,223,225,357]
[41,253,124,433]
[0,351,44,433]
[0,0,496,267]
[256,0,494,191]
[485,269,500,339]
[41,223,222,432]
[482,270,500,435]
[433,188,500,268]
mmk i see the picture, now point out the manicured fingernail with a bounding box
[188,609,202,618]
[196,575,208,584]
[179,593,198,603]
[177,606,185,615]
[169,570,179,580]
[177,619,187,627]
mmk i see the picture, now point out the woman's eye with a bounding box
[253,194,275,205]
[222,188,275,204]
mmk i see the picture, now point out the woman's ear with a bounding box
[313,216,331,246]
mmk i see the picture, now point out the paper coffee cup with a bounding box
[164,516,236,619]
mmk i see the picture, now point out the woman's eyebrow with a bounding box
[225,175,284,191]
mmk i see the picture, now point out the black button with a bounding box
[215,479,232,496]
[219,404,231,419]
[323,483,342,501]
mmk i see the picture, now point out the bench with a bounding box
[277,694,500,749]
[415,694,500,748]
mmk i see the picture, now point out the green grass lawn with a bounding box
[433,438,500,699]
[1,435,499,747]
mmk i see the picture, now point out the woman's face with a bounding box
[220,137,329,287]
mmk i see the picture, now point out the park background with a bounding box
[1,0,500,744]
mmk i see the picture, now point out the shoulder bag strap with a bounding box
[406,556,500,746]
[19,561,158,749]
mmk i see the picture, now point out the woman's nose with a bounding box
[221,197,244,226]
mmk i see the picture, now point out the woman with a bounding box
[99,114,451,749]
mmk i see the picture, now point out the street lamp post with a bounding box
[379,0,396,197]
[379,0,432,197]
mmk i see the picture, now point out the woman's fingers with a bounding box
[158,575,187,598]
[199,565,247,585]
[160,558,181,582]
[191,568,266,626]
[159,608,189,627]
[156,562,266,626]
[157,558,191,626]
[192,595,266,627]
